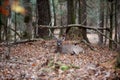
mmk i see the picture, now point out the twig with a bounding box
[81,39,95,50]
[95,29,119,45]
[8,27,22,39]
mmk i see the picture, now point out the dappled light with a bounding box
[0,0,26,16]
[11,0,26,15]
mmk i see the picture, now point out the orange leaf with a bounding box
[32,63,37,66]
[0,0,9,16]
[0,6,9,16]
[3,0,9,7]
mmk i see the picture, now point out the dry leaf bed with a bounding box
[0,40,119,80]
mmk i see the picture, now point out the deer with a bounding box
[54,36,84,55]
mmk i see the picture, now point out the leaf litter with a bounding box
[0,40,119,80]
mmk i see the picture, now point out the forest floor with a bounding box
[87,34,98,44]
[0,37,120,80]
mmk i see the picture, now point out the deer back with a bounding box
[55,36,84,54]
[56,43,84,54]
[61,44,74,54]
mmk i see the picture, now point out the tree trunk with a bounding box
[0,14,2,41]
[66,0,75,34]
[23,0,33,40]
[114,0,118,48]
[116,0,120,68]
[37,0,51,38]
[52,0,56,26]
[109,1,114,49]
[0,0,2,41]
[98,0,104,45]
[0,0,9,41]
[104,1,109,45]
[14,12,17,42]
[78,0,89,43]
[117,0,120,43]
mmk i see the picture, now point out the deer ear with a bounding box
[60,34,66,41]
[61,37,65,41]
[53,35,58,40]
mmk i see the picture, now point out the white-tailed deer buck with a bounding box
[55,36,84,55]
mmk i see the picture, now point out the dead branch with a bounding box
[0,38,44,46]
[81,40,95,50]
[95,29,119,45]
[8,27,22,38]
[38,24,110,31]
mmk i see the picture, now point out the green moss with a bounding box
[60,65,70,71]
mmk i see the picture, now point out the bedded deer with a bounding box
[55,37,84,55]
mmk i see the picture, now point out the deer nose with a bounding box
[57,43,61,46]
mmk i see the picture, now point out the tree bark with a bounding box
[0,14,2,41]
[104,1,109,45]
[52,0,56,26]
[0,0,2,41]
[66,0,75,34]
[78,0,89,43]
[109,1,114,49]
[23,0,33,39]
[37,0,51,38]
[116,0,120,42]
[98,0,104,45]
[116,0,120,68]
[114,0,118,48]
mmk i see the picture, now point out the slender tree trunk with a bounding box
[60,4,63,26]
[5,17,10,59]
[104,1,109,45]
[114,0,118,48]
[116,0,120,68]
[14,12,17,42]
[98,0,104,45]
[78,0,89,43]
[116,1,120,39]
[0,27,1,41]
[52,0,56,26]
[34,3,38,38]
[23,0,33,39]
[66,0,75,34]
[109,1,114,49]
[0,0,2,41]
[0,14,2,41]
[37,0,51,38]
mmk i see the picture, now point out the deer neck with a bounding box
[57,45,63,52]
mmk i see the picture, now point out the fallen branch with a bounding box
[0,38,44,46]
[95,29,119,45]
[8,27,22,38]
[39,24,110,31]
[81,40,95,50]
